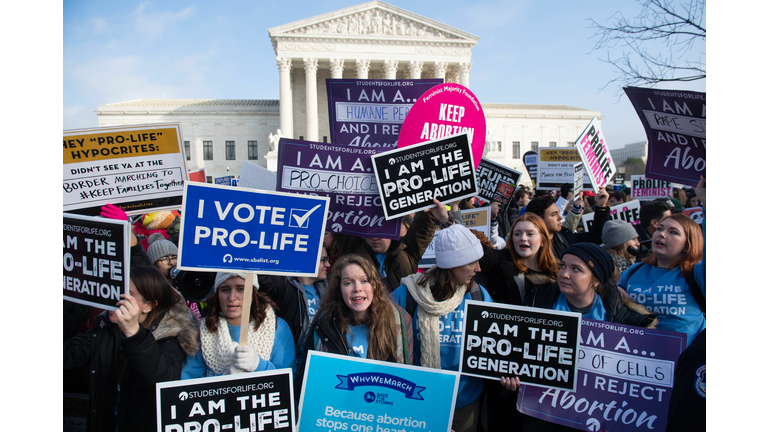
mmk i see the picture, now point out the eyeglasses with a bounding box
[158,256,178,265]
[320,257,329,264]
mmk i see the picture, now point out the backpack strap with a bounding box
[627,262,645,280]
[470,281,483,301]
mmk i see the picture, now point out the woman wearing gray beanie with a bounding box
[601,219,641,279]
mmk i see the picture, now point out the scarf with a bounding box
[401,274,467,369]
[199,307,276,376]
[388,300,406,364]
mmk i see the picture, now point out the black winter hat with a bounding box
[562,243,615,284]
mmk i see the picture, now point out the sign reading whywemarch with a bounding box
[177,183,329,276]
[582,199,642,232]
[326,78,443,148]
[419,207,491,267]
[63,213,130,310]
[631,175,673,201]
[157,369,295,432]
[537,149,594,192]
[276,138,401,240]
[624,87,706,186]
[63,123,188,216]
[517,319,687,432]
[475,158,523,203]
[575,117,616,189]
[460,301,581,391]
[371,133,477,220]
[298,351,459,432]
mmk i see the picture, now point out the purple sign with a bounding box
[517,318,687,432]
[326,78,443,148]
[276,138,401,240]
[623,87,706,186]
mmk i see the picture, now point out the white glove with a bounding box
[233,345,260,372]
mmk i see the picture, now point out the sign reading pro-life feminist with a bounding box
[157,369,295,432]
[326,78,443,148]
[276,138,401,240]
[517,319,687,432]
[177,183,329,276]
[624,87,706,186]
[575,117,616,189]
[371,133,477,220]
[63,123,188,216]
[63,213,130,310]
[475,158,523,203]
[460,301,582,391]
[631,175,673,200]
[298,352,459,432]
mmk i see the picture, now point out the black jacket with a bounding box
[477,245,556,306]
[552,205,611,259]
[63,302,199,432]
[257,275,327,352]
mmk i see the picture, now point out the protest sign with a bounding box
[419,207,491,267]
[631,175,672,201]
[189,167,206,183]
[523,150,538,188]
[63,123,188,216]
[177,182,329,276]
[371,133,477,220]
[475,158,523,203]
[63,213,130,310]
[239,159,277,190]
[582,199,642,232]
[231,178,240,187]
[398,83,486,170]
[64,393,88,432]
[298,351,459,432]
[683,206,704,224]
[575,117,616,190]
[460,301,581,391]
[157,369,295,432]
[276,138,401,239]
[537,149,594,192]
[573,162,584,196]
[326,78,442,148]
[214,175,231,186]
[517,318,687,432]
[623,87,706,186]
[494,182,515,211]
[614,172,626,185]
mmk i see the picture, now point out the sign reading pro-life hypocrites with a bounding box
[326,78,443,148]
[157,369,295,432]
[276,138,401,240]
[460,301,581,391]
[575,117,616,189]
[63,123,188,216]
[177,183,329,276]
[631,175,673,200]
[537,149,594,192]
[63,213,130,310]
[475,158,523,203]
[624,87,706,186]
[371,133,477,220]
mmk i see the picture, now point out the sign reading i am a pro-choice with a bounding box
[177,183,329,276]
[298,351,459,432]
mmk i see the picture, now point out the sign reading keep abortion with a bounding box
[177,183,329,276]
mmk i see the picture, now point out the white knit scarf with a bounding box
[401,274,467,369]
[199,307,276,376]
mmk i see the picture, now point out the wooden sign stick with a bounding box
[238,272,257,345]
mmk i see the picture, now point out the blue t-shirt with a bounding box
[346,324,369,358]
[391,283,493,409]
[374,253,387,280]
[303,284,320,321]
[552,292,607,321]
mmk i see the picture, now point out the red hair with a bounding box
[507,213,559,278]
[642,213,703,278]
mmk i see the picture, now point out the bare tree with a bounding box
[588,0,705,94]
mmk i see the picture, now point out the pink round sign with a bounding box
[398,83,486,170]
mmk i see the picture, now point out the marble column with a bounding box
[459,62,472,88]
[303,57,319,142]
[433,62,448,80]
[277,57,293,138]
[383,60,398,79]
[330,58,345,79]
[408,61,424,79]
[355,59,371,79]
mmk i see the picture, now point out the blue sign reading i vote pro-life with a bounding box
[177,182,329,276]
[298,352,459,432]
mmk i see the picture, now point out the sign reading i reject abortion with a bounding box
[177,183,329,276]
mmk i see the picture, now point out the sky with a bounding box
[62,0,706,150]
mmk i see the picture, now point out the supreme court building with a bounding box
[95,1,601,184]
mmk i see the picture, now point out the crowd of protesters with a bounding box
[64,176,706,432]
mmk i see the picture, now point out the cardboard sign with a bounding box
[537,149,594,192]
[523,150,538,188]
[631,175,673,201]
[460,301,581,391]
[157,369,295,432]
[189,167,207,183]
[683,206,704,224]
[276,138,401,240]
[517,318,687,432]
[63,123,188,216]
[582,199,642,232]
[371,133,477,220]
[419,207,491,267]
[575,117,616,189]
[298,351,459,432]
[239,159,276,191]
[624,87,706,186]
[177,183,329,275]
[326,78,443,148]
[573,162,584,196]
[214,175,231,186]
[63,213,130,310]
[398,83,486,170]
[475,158,523,203]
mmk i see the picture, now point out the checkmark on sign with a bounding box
[289,204,322,228]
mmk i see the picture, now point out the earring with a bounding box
[142,309,148,314]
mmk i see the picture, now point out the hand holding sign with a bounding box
[113,292,142,338]
[595,187,609,207]
[233,345,260,372]
[501,376,521,392]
